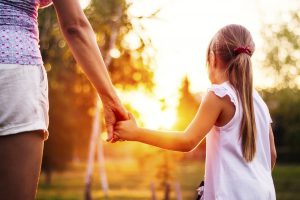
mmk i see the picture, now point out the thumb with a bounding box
[116,105,129,121]
[128,113,136,124]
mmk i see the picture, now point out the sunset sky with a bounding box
[80,0,298,129]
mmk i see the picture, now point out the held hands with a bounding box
[102,97,128,142]
[114,113,139,141]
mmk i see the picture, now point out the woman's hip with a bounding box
[0,64,49,139]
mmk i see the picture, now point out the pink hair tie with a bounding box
[233,46,252,56]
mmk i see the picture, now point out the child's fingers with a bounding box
[111,134,120,143]
[113,131,121,138]
[113,130,119,134]
[115,121,126,129]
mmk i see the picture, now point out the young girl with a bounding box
[114,24,277,200]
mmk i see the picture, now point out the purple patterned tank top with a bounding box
[0,0,52,65]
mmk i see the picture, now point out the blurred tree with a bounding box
[145,77,202,200]
[261,88,300,162]
[261,8,300,88]
[38,0,155,184]
[261,6,300,162]
[173,77,205,160]
[174,77,200,131]
[156,151,174,200]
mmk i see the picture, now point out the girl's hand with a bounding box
[102,97,128,142]
[114,113,139,141]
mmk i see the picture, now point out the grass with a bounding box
[37,159,300,200]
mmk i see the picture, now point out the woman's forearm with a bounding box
[62,20,116,101]
[134,128,194,152]
[53,1,117,102]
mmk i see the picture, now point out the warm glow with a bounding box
[121,0,298,129]
[123,31,142,50]
[80,0,90,9]
[127,0,298,93]
[118,89,177,129]
[110,48,121,58]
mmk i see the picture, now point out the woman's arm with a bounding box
[269,125,277,170]
[114,92,223,152]
[52,0,127,141]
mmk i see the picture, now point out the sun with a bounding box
[119,89,178,130]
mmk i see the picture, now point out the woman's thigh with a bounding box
[0,131,44,200]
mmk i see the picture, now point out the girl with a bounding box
[114,24,277,200]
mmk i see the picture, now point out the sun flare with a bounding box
[119,90,178,130]
[80,0,90,9]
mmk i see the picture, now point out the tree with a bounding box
[38,0,155,184]
[173,77,204,159]
[260,6,300,162]
[151,77,201,200]
[261,7,300,89]
[261,88,300,162]
[174,77,200,131]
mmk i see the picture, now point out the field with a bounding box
[37,160,300,200]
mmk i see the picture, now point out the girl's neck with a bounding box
[211,72,229,84]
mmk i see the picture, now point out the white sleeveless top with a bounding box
[204,81,276,200]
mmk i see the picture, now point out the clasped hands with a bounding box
[103,98,138,143]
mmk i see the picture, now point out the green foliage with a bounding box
[38,0,155,174]
[261,6,300,163]
[261,88,300,162]
[86,0,154,90]
[37,161,300,200]
[261,7,300,88]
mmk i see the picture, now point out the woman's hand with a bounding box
[114,113,139,141]
[102,97,128,142]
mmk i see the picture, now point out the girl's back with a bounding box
[205,82,276,200]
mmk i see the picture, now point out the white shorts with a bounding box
[0,64,49,140]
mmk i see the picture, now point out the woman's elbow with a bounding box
[61,17,90,38]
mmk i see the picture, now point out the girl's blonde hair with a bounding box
[207,24,256,162]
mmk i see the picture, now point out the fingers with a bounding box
[114,121,126,128]
[110,133,126,143]
[112,128,121,139]
[113,131,126,141]
[110,134,119,143]
[106,124,114,142]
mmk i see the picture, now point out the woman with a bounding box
[0,0,127,199]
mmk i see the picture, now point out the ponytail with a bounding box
[208,24,257,162]
[228,53,256,162]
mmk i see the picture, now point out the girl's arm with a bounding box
[52,0,128,141]
[114,92,223,152]
[269,125,277,170]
